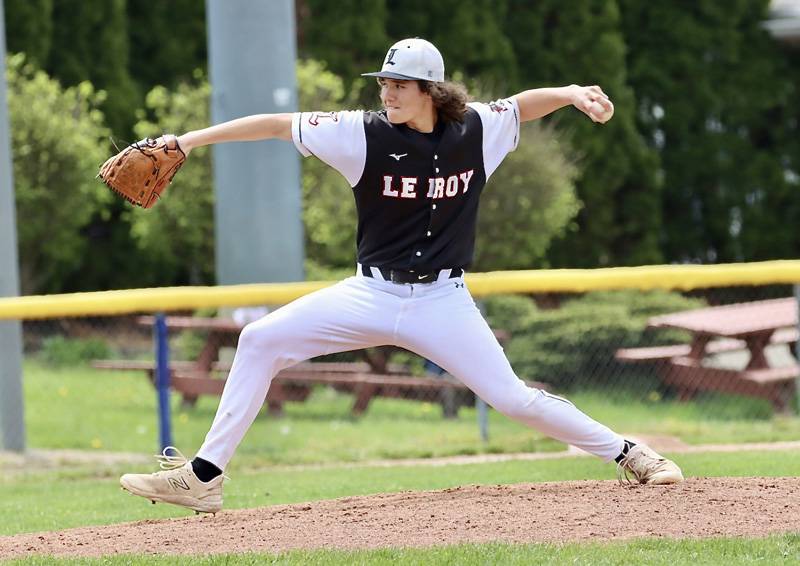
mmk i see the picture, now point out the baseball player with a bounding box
[120,38,683,514]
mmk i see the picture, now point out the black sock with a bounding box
[191,457,223,482]
[614,440,637,464]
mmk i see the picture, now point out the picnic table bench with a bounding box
[92,316,520,417]
[91,358,480,416]
[615,297,800,412]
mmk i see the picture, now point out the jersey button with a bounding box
[415,251,422,257]
[435,168,440,173]
[434,154,438,160]
[426,231,432,237]
[432,204,437,210]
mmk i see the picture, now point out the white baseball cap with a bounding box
[362,38,445,82]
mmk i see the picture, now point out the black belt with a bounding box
[361,265,464,284]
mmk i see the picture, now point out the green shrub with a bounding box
[7,54,111,294]
[499,290,706,391]
[481,294,538,334]
[40,336,112,367]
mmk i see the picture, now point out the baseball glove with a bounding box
[97,135,186,208]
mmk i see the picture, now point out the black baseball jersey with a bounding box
[291,98,519,271]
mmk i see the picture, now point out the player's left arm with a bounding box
[513,85,613,123]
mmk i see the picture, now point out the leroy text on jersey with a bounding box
[381,170,475,199]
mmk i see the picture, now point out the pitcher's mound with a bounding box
[2,477,799,559]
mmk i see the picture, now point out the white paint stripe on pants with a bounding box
[196,275,625,469]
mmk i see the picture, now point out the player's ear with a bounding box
[418,80,433,99]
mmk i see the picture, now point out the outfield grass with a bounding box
[2,449,799,536]
[22,360,800,468]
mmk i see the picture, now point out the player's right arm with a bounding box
[177,113,293,155]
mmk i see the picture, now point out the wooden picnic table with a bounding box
[93,315,517,417]
[649,297,798,370]
[618,297,799,412]
[135,315,431,376]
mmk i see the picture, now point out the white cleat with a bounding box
[617,444,684,485]
[120,447,225,514]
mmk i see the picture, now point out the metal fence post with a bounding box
[0,0,25,453]
[155,313,172,450]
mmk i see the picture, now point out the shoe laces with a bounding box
[616,448,668,486]
[154,446,230,481]
[616,455,640,486]
[155,446,189,471]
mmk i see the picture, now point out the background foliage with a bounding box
[4,0,800,292]
[6,55,111,294]
[131,75,214,286]
[484,290,707,391]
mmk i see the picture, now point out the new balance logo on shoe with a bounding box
[168,477,191,491]
[389,153,408,161]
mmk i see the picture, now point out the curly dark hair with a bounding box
[377,78,470,124]
[418,80,470,123]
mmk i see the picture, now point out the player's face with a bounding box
[379,79,433,127]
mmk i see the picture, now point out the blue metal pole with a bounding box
[155,313,172,450]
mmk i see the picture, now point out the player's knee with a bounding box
[237,320,280,353]
[488,384,544,420]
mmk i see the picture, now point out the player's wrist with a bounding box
[566,84,582,107]
[176,133,195,155]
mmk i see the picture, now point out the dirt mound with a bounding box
[2,477,799,559]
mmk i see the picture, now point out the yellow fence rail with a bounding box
[1,260,799,320]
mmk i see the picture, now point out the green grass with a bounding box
[2,449,799,536]
[22,360,800,468]
[22,360,562,464]
[569,390,800,445]
[5,536,800,565]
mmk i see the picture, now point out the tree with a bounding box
[297,0,388,94]
[126,1,207,90]
[7,55,111,294]
[4,0,53,68]
[131,75,215,285]
[386,0,518,92]
[474,122,581,271]
[46,0,140,137]
[620,0,799,263]
[504,0,663,267]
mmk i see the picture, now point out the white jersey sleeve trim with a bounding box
[291,113,312,157]
[467,97,520,180]
[291,110,366,187]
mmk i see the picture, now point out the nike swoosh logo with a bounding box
[389,153,408,161]
[418,274,428,280]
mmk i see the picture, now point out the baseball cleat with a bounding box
[616,444,684,485]
[120,447,225,513]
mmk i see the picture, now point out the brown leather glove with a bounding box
[98,135,186,208]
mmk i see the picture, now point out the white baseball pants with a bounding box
[196,270,625,469]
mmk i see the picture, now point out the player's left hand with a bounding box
[571,85,614,124]
[97,135,187,208]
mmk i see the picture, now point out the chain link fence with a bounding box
[7,285,800,462]
[15,282,800,453]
